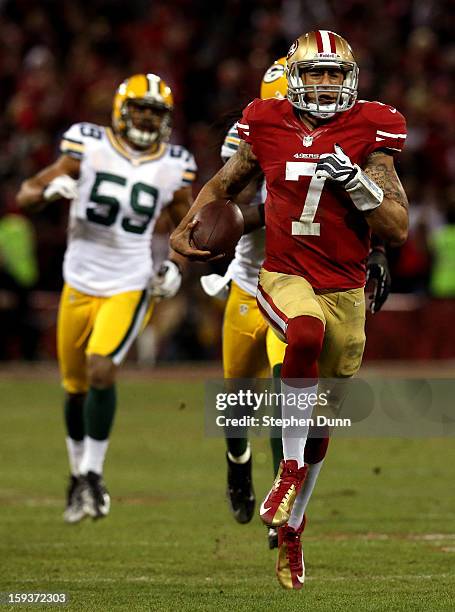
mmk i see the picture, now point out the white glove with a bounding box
[149,260,182,299]
[43,175,79,202]
[316,143,359,187]
[316,144,383,211]
[200,273,230,299]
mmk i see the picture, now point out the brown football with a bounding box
[191,199,244,256]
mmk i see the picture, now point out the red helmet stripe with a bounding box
[328,31,337,53]
[315,31,324,53]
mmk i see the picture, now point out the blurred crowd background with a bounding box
[0,0,454,362]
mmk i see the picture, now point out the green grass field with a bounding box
[1,376,454,611]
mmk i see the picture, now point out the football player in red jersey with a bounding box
[171,30,408,589]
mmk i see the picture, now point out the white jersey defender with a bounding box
[221,122,265,297]
[200,58,288,300]
[60,122,196,296]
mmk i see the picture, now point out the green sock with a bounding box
[270,364,284,475]
[224,382,249,458]
[84,386,117,441]
[64,393,85,441]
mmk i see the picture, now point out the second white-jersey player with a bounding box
[201,60,288,300]
[199,60,288,547]
[220,123,266,296]
[201,120,267,300]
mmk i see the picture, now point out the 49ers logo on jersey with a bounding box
[294,153,319,159]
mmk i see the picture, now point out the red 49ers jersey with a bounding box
[236,98,406,290]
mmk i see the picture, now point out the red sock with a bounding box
[304,425,330,464]
[282,315,324,384]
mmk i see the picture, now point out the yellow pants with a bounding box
[57,283,153,393]
[257,269,366,378]
[223,281,286,378]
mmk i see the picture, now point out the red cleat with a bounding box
[259,459,307,527]
[276,515,307,590]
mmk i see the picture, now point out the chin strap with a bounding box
[308,111,336,119]
[306,103,336,119]
[306,104,336,119]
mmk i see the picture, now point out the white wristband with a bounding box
[345,165,384,212]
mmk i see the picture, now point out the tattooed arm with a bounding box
[362,151,409,247]
[170,141,262,258]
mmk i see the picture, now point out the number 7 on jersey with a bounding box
[286,161,326,236]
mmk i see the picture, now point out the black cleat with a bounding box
[63,475,86,524]
[268,526,279,549]
[226,453,255,524]
[80,471,111,520]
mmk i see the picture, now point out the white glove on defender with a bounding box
[316,144,383,211]
[200,273,230,299]
[43,175,79,202]
[149,260,182,299]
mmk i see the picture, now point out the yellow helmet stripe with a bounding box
[225,136,241,146]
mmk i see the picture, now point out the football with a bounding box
[191,199,244,255]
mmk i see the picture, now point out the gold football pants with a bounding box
[57,283,153,393]
[223,281,286,378]
[257,269,366,378]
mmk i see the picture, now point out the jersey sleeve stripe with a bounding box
[225,136,241,145]
[376,130,406,138]
[63,136,84,146]
[182,171,196,184]
[236,122,249,129]
[61,139,85,152]
[60,146,83,159]
[224,142,239,151]
[61,150,83,160]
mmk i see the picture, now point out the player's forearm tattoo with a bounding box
[364,155,409,210]
[217,141,261,197]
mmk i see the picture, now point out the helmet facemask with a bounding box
[287,60,358,119]
[121,100,172,149]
